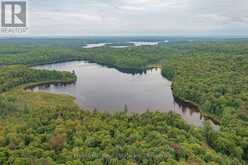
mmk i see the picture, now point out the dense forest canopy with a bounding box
[0,65,76,93]
[1,90,237,165]
[0,39,247,164]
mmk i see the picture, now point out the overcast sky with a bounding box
[3,0,248,36]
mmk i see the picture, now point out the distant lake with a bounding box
[81,41,169,48]
[31,61,211,127]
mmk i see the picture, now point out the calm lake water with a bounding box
[32,61,208,127]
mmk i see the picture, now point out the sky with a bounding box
[2,0,248,36]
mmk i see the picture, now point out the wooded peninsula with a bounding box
[0,39,247,165]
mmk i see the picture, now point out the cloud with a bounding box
[2,0,248,36]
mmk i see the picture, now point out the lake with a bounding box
[31,61,209,127]
[82,41,169,48]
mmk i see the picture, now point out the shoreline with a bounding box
[23,79,76,90]
[173,94,220,125]
[26,59,220,126]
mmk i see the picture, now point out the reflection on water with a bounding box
[31,61,214,127]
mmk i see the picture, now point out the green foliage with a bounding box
[0,94,239,164]
[0,65,76,92]
[161,52,248,162]
[0,40,247,164]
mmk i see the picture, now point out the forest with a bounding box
[0,40,247,164]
